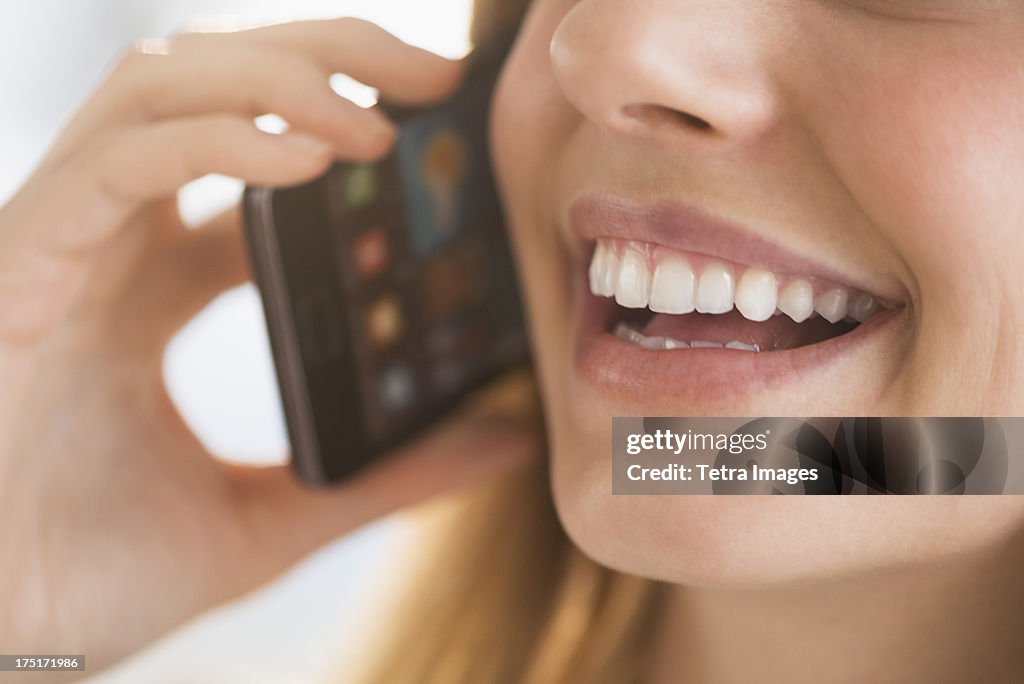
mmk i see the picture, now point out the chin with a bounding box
[547,421,1024,588]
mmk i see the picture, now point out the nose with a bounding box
[549,0,780,146]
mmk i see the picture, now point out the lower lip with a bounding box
[573,272,905,405]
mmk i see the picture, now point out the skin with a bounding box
[0,18,539,679]
[490,0,1024,681]
[5,2,1024,681]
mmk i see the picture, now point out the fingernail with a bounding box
[279,132,333,157]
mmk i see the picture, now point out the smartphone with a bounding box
[242,34,528,485]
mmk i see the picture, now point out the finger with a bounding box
[51,43,395,162]
[226,409,541,566]
[9,114,337,253]
[37,18,463,173]
[178,17,465,105]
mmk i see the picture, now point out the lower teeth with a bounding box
[612,323,762,352]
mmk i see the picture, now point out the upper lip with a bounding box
[568,193,906,304]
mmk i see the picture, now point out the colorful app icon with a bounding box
[421,129,468,235]
[345,165,378,208]
[365,295,403,348]
[379,365,415,412]
[397,121,470,255]
[354,228,389,279]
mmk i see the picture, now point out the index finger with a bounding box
[179,17,466,106]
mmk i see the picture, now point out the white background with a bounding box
[0,1,472,681]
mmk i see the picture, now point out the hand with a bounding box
[0,18,538,677]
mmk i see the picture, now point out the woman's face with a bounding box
[491,0,1024,585]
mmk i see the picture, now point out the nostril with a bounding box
[621,103,713,134]
[677,111,712,131]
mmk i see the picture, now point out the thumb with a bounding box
[226,409,541,567]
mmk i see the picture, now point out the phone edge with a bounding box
[242,186,327,485]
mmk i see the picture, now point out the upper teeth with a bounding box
[588,238,879,324]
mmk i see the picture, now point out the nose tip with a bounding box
[549,3,780,146]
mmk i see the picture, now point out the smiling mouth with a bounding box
[589,237,890,353]
[567,196,908,402]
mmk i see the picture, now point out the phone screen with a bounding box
[325,69,526,444]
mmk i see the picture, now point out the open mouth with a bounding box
[589,237,889,353]
[566,195,908,403]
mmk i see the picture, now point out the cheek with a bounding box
[491,16,581,418]
[810,39,1024,409]
[827,54,1024,275]
[491,50,563,328]
[492,18,622,548]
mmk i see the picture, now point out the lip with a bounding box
[576,290,905,405]
[567,194,910,405]
[568,194,906,303]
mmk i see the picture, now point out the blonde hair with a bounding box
[358,3,665,681]
[362,462,664,684]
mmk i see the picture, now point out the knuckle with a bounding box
[165,29,220,54]
[93,132,131,180]
[332,15,365,29]
[103,44,165,108]
[165,30,198,51]
[311,16,390,46]
[109,44,153,77]
[331,16,379,35]
[99,43,174,122]
[72,128,120,173]
[63,129,131,204]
